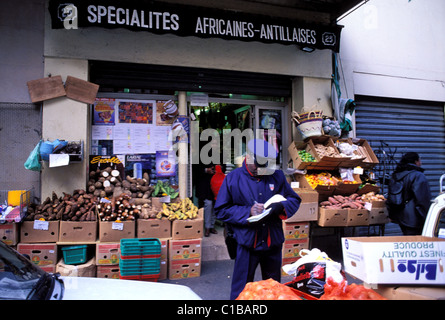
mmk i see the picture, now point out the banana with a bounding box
[154,198,200,220]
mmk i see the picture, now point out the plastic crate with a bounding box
[119,257,160,275]
[62,245,88,265]
[119,273,160,282]
[120,238,161,259]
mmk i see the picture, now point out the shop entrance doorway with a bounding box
[189,95,289,169]
[189,95,289,208]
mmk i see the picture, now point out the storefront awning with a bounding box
[47,0,363,53]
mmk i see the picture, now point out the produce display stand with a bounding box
[287,136,388,255]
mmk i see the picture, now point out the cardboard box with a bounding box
[283,221,310,239]
[346,209,369,226]
[307,136,348,169]
[26,75,66,103]
[137,218,171,239]
[375,285,445,300]
[168,258,201,280]
[318,208,347,227]
[59,221,97,243]
[287,202,318,222]
[288,141,318,169]
[369,207,390,225]
[97,265,120,279]
[0,223,19,245]
[20,221,60,243]
[282,238,309,259]
[56,258,96,277]
[172,210,203,240]
[40,265,56,273]
[350,138,379,168]
[294,173,335,200]
[159,238,169,280]
[342,236,445,285]
[96,242,120,265]
[169,238,202,260]
[17,243,57,266]
[64,76,99,104]
[99,221,135,242]
[160,259,168,281]
[292,188,319,203]
[357,184,381,195]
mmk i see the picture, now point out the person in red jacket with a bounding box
[214,139,301,300]
[210,165,226,200]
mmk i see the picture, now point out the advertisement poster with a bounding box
[156,100,178,126]
[156,151,176,177]
[125,154,154,179]
[93,98,116,125]
[118,100,154,124]
[89,155,125,178]
[172,115,190,143]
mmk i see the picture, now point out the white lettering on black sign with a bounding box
[48,0,342,52]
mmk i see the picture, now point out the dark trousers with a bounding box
[400,224,423,235]
[230,244,282,300]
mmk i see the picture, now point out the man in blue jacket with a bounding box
[214,139,301,299]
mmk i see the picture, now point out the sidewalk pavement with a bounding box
[159,223,329,300]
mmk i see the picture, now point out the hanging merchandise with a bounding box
[331,53,355,136]
[322,117,341,137]
[24,140,42,171]
[291,109,323,139]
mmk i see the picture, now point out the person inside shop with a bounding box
[388,152,432,235]
[214,138,301,300]
[193,136,221,237]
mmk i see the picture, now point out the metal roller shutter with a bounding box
[355,95,445,197]
[90,60,293,97]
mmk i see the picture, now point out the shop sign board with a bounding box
[48,0,342,52]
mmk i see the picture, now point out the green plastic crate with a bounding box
[119,258,161,276]
[120,238,161,259]
[62,245,87,265]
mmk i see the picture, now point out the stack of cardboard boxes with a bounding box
[281,188,318,274]
[6,204,204,281]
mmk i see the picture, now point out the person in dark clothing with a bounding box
[194,163,218,237]
[388,152,432,235]
[214,139,301,300]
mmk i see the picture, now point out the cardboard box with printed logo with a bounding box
[17,243,57,266]
[342,236,445,285]
[168,258,201,280]
[0,223,19,246]
[169,238,202,261]
[96,242,120,266]
[283,221,310,240]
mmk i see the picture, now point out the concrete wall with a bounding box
[0,0,45,103]
[0,0,45,195]
[40,58,90,199]
[338,0,445,102]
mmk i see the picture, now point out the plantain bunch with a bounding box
[156,198,199,220]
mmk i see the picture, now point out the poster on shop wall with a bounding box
[92,98,173,155]
[155,150,176,177]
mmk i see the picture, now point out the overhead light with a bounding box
[300,46,315,53]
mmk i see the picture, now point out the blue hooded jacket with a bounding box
[214,160,301,250]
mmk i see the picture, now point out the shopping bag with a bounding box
[282,248,345,298]
[24,140,42,171]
